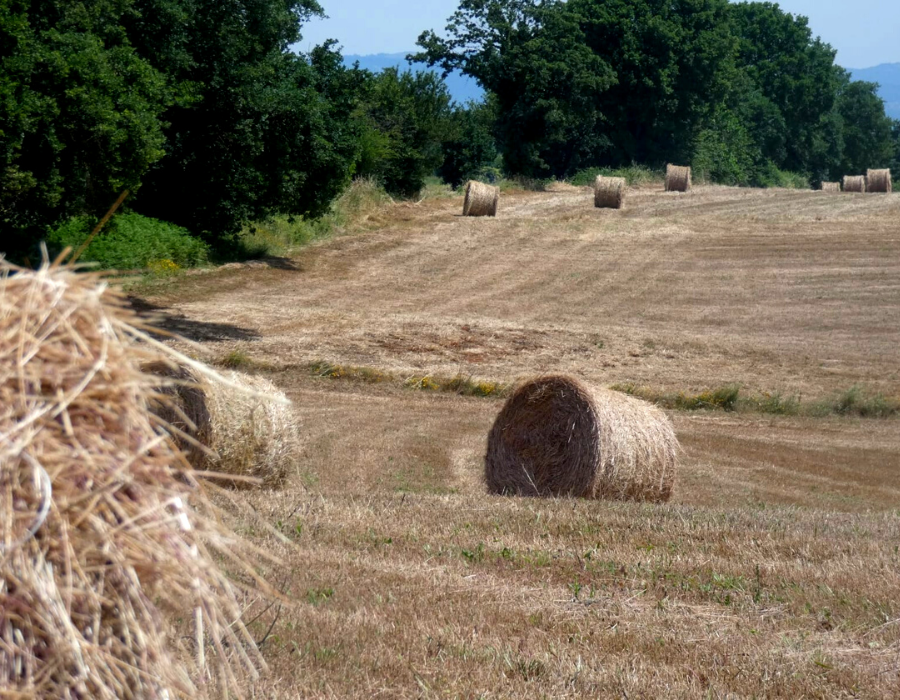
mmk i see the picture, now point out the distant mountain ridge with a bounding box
[847,63,900,120]
[343,52,484,104]
[345,53,900,119]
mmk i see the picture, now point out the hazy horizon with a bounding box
[297,1,899,70]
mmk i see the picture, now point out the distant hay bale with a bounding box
[866,169,892,193]
[0,259,268,698]
[821,182,841,193]
[665,164,692,193]
[843,175,866,193]
[462,180,499,217]
[593,176,626,209]
[485,375,678,502]
[148,363,299,488]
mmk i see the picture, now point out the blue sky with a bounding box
[297,0,899,69]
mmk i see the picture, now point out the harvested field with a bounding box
[137,182,900,698]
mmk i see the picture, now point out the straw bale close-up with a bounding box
[593,176,626,209]
[866,169,892,193]
[148,363,299,488]
[485,375,678,503]
[0,259,269,699]
[665,164,692,193]
[843,175,866,193]
[820,182,841,193]
[462,180,499,217]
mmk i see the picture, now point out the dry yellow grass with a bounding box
[485,375,677,501]
[867,168,893,193]
[593,175,626,209]
[0,260,269,698]
[665,164,691,192]
[843,175,867,192]
[135,183,900,698]
[149,363,300,488]
[462,180,499,217]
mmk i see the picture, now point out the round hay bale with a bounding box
[148,362,299,488]
[0,259,268,699]
[665,164,692,193]
[593,176,626,209]
[485,375,678,502]
[843,175,866,193]
[820,182,841,193]
[866,169,892,193]
[463,180,499,217]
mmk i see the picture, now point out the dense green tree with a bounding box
[890,121,900,178]
[1,0,172,254]
[414,0,615,178]
[728,2,842,179]
[2,0,366,253]
[438,99,499,188]
[571,0,735,167]
[355,68,454,198]
[834,75,895,177]
[130,0,363,242]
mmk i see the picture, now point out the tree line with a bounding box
[2,0,898,257]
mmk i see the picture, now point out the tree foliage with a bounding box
[417,0,895,184]
[355,68,454,198]
[439,98,499,189]
[413,0,615,178]
[1,0,172,253]
[1,0,365,252]
[129,0,363,242]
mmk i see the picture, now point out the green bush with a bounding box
[820,387,900,418]
[238,178,394,258]
[755,164,810,189]
[569,165,661,187]
[46,212,208,270]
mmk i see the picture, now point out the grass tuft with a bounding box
[569,165,663,187]
[813,386,899,418]
[309,361,507,398]
[238,178,393,258]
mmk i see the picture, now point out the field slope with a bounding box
[141,183,900,698]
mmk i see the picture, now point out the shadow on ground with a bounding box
[128,297,260,342]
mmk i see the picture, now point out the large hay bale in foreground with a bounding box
[665,164,692,192]
[843,175,866,193]
[149,363,299,488]
[594,176,626,209]
[821,182,841,193]
[866,169,893,193]
[0,260,267,699]
[462,180,499,217]
[485,376,678,502]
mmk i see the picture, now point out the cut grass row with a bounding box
[219,352,899,419]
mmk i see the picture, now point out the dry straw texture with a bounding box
[149,363,299,488]
[665,164,692,192]
[0,259,268,699]
[843,175,867,193]
[462,180,499,217]
[593,176,626,209]
[821,182,841,193]
[866,169,893,193]
[485,375,678,503]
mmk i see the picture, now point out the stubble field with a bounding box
[140,182,900,698]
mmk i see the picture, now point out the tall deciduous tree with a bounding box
[729,1,842,179]
[1,0,171,252]
[355,68,454,198]
[835,75,895,177]
[413,0,615,178]
[130,0,362,242]
[571,0,735,166]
